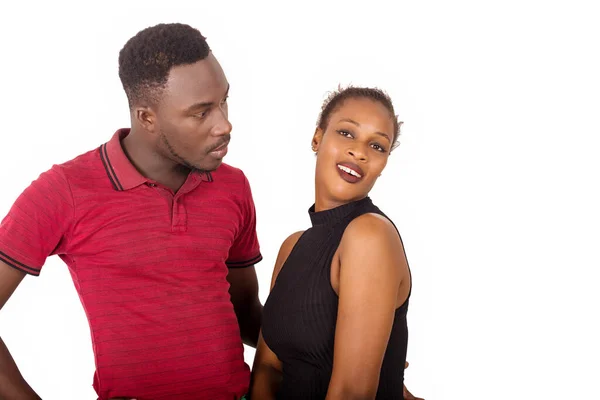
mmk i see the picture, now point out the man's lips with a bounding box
[208,139,230,160]
[211,140,230,152]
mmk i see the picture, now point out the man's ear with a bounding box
[134,105,158,133]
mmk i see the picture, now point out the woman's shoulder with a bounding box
[340,212,405,271]
[270,231,305,288]
[345,212,397,241]
[281,230,305,250]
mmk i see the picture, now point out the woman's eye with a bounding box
[372,143,387,152]
[337,129,353,138]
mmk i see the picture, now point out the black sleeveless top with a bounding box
[261,197,410,399]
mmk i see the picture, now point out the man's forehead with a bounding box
[164,57,228,101]
[168,56,222,84]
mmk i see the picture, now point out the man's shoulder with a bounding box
[211,162,248,185]
[212,162,245,176]
[208,163,256,206]
[54,146,101,174]
[45,145,105,191]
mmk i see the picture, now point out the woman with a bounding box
[250,86,414,399]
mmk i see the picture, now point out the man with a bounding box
[0,23,261,400]
[0,23,422,400]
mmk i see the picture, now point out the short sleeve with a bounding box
[225,173,262,268]
[0,165,74,276]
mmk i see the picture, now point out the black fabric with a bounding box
[262,196,410,399]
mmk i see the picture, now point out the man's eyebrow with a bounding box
[186,101,213,111]
[186,84,230,112]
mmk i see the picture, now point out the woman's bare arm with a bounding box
[326,214,409,400]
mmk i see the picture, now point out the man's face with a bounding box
[153,53,232,172]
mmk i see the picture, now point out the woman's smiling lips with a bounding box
[336,162,363,183]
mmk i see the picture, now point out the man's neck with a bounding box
[121,128,189,192]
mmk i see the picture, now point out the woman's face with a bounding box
[313,97,395,205]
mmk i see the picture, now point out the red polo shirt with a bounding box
[0,129,262,400]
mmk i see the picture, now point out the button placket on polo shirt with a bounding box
[170,174,202,232]
[171,197,187,232]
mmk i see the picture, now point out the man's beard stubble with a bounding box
[159,132,231,174]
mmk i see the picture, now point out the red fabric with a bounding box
[0,129,261,399]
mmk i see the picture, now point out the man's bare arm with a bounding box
[0,261,41,399]
[227,266,262,348]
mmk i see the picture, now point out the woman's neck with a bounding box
[314,190,366,213]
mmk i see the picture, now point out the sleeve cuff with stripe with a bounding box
[226,253,263,268]
[0,251,41,276]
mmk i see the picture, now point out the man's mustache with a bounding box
[208,134,231,152]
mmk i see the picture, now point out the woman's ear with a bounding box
[312,127,324,153]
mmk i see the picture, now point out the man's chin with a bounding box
[193,159,223,173]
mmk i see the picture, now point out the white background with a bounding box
[1,0,599,399]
